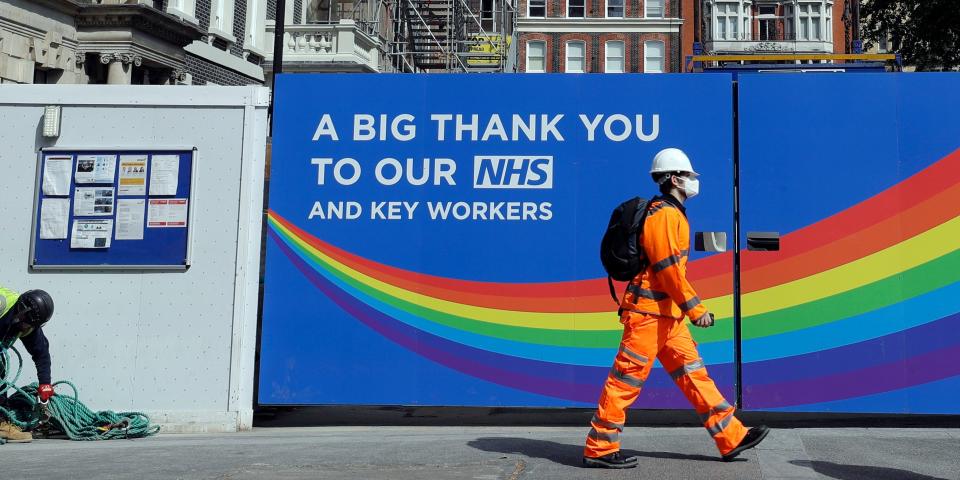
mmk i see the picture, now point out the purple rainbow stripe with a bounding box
[273,227,960,408]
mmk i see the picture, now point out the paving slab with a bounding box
[0,426,956,480]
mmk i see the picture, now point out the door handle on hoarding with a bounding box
[695,232,727,253]
[746,232,780,251]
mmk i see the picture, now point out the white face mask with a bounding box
[676,176,700,199]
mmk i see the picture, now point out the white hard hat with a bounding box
[650,148,698,176]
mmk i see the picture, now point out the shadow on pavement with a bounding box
[790,460,950,480]
[468,437,732,467]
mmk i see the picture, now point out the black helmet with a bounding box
[10,289,54,337]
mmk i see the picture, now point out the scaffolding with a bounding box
[308,0,517,72]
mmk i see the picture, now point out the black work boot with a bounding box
[721,425,770,462]
[582,451,639,469]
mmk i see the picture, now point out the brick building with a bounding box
[697,0,853,56]
[0,0,265,85]
[516,0,695,73]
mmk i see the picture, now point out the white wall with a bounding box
[0,85,269,432]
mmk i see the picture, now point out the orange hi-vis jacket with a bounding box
[620,195,710,323]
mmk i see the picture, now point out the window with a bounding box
[211,0,233,34]
[607,0,624,18]
[605,41,624,73]
[245,0,267,52]
[167,0,196,19]
[481,0,495,29]
[729,3,740,40]
[644,40,664,73]
[568,0,585,18]
[825,7,832,41]
[718,11,726,39]
[715,2,739,40]
[527,41,546,72]
[566,41,585,72]
[798,3,825,41]
[784,5,794,39]
[646,0,664,18]
[529,0,546,18]
[811,4,821,40]
[758,4,778,40]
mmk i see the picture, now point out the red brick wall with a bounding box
[517,0,677,19]
[555,33,595,72]
[833,1,847,54]
[518,32,675,73]
[680,0,694,69]
[518,33,552,72]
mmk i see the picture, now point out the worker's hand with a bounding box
[692,312,715,329]
[37,384,55,402]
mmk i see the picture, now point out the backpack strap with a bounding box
[608,276,619,305]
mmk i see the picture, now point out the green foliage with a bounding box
[861,0,960,71]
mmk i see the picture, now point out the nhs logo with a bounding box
[473,156,554,189]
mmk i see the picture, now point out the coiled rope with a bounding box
[0,343,159,444]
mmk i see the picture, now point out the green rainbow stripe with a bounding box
[269,211,959,349]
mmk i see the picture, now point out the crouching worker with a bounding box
[584,148,768,468]
[0,287,55,443]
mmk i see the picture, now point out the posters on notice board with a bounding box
[73,187,115,216]
[118,155,148,196]
[75,154,117,184]
[149,155,179,195]
[70,219,113,249]
[42,156,73,196]
[39,198,70,239]
[147,198,188,228]
[116,199,146,240]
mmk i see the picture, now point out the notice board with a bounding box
[30,148,196,269]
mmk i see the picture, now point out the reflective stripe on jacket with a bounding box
[619,196,709,322]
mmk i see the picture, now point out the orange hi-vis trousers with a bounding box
[584,311,747,458]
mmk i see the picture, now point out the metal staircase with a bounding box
[392,0,514,72]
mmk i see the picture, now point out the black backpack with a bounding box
[600,196,654,304]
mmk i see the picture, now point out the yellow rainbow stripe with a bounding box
[742,215,960,315]
[272,210,958,331]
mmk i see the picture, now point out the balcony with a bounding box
[265,20,381,74]
[705,31,833,55]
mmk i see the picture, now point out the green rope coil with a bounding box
[1,343,160,444]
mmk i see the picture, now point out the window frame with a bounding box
[606,0,625,19]
[528,0,547,18]
[245,0,268,54]
[567,0,586,18]
[565,40,586,73]
[167,0,197,21]
[604,40,625,73]
[526,40,547,73]
[714,2,741,41]
[210,0,235,38]
[645,0,664,18]
[643,40,665,73]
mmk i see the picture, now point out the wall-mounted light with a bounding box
[43,105,61,138]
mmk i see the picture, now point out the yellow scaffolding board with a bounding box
[691,54,897,62]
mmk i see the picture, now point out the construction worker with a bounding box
[0,287,55,443]
[583,148,769,468]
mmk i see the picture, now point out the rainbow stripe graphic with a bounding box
[265,148,960,412]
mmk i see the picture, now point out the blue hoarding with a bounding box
[260,74,736,407]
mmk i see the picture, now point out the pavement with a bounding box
[1,426,958,480]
